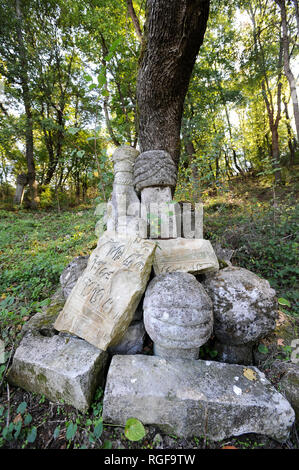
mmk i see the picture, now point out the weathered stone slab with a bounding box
[153,238,219,275]
[54,231,156,350]
[8,332,108,412]
[102,355,295,442]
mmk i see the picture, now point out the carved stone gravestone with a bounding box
[54,231,156,350]
[153,238,219,275]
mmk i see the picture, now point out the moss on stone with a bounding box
[37,373,48,384]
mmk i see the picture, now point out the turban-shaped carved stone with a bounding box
[134,150,177,192]
[143,272,213,359]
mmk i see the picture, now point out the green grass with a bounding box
[0,207,98,344]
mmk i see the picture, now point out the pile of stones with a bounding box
[8,146,296,443]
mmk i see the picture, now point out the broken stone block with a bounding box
[141,186,172,207]
[22,289,65,337]
[8,332,108,412]
[102,355,295,442]
[144,272,213,359]
[95,218,106,238]
[270,361,299,423]
[107,145,141,236]
[60,256,89,300]
[60,253,141,322]
[203,267,278,364]
[153,238,219,275]
[23,287,144,354]
[212,242,234,267]
[139,187,181,239]
[213,340,254,366]
[108,321,146,355]
[54,231,156,351]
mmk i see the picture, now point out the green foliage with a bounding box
[66,422,77,441]
[258,344,269,354]
[278,297,291,308]
[124,418,146,442]
[204,182,299,316]
[0,400,37,448]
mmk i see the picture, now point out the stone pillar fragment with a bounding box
[107,146,140,236]
[134,150,178,238]
[14,173,28,205]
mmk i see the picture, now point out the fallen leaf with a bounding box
[13,413,23,424]
[276,311,289,327]
[277,338,284,346]
[243,368,257,381]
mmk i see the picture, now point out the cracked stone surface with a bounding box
[54,231,156,350]
[203,266,278,346]
[102,355,295,441]
[8,332,108,412]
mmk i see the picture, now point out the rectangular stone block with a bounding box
[153,238,219,275]
[102,355,295,441]
[8,332,108,412]
[54,231,156,350]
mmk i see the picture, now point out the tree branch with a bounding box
[126,0,142,42]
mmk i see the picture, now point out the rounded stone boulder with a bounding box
[143,272,213,359]
[203,266,278,346]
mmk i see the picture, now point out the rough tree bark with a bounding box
[283,97,296,166]
[136,0,210,168]
[275,0,299,141]
[292,0,299,36]
[248,2,283,183]
[15,0,39,207]
[126,0,143,42]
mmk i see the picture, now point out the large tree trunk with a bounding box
[276,0,299,140]
[137,0,210,168]
[248,3,283,183]
[292,0,299,37]
[15,0,39,208]
[283,97,296,166]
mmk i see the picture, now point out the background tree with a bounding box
[136,0,210,167]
